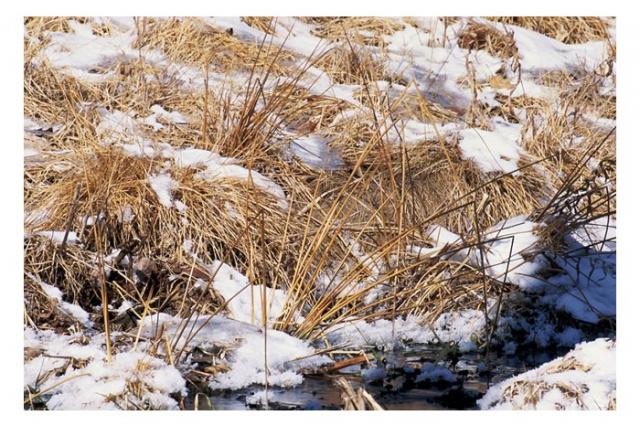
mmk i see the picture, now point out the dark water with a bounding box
[185,345,564,410]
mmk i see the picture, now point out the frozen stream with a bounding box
[186,344,567,410]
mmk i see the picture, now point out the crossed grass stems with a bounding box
[23,17,616,408]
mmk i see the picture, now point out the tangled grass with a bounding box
[24,17,616,404]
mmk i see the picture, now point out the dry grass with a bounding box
[134,17,295,74]
[302,17,404,45]
[24,16,616,378]
[241,17,277,35]
[458,21,518,59]
[315,44,386,85]
[487,17,612,44]
[335,377,384,410]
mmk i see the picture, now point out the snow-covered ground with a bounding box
[478,338,616,410]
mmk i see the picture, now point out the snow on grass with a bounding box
[326,309,486,352]
[138,313,331,390]
[96,109,148,146]
[143,104,189,131]
[570,216,616,252]
[540,217,616,324]
[163,147,289,210]
[424,216,546,291]
[271,17,333,58]
[479,216,547,290]
[37,20,138,83]
[384,119,459,145]
[288,134,344,170]
[27,273,92,327]
[478,338,615,410]
[405,223,464,259]
[437,214,614,324]
[197,259,288,326]
[502,22,610,73]
[24,328,186,410]
[147,173,177,209]
[25,18,616,409]
[475,215,616,324]
[96,107,289,211]
[204,17,355,105]
[302,65,360,104]
[544,254,615,324]
[457,120,524,175]
[147,172,188,213]
[46,351,185,410]
[35,230,80,246]
[24,116,50,132]
[384,22,502,112]
[24,328,104,388]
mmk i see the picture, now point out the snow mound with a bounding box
[542,217,616,323]
[458,120,524,175]
[24,328,185,410]
[195,260,289,326]
[478,338,616,410]
[138,313,331,391]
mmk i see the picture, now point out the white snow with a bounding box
[479,216,547,290]
[163,147,289,210]
[383,21,502,112]
[457,120,524,175]
[504,23,609,74]
[96,107,289,211]
[541,217,616,324]
[24,327,185,410]
[46,352,184,410]
[147,172,188,213]
[385,119,459,145]
[96,109,147,146]
[143,105,189,131]
[426,215,616,324]
[147,173,177,209]
[36,19,164,83]
[27,273,92,327]
[138,313,331,391]
[326,309,486,352]
[25,17,617,409]
[427,216,546,291]
[35,230,80,246]
[199,260,288,326]
[289,134,344,170]
[478,338,616,410]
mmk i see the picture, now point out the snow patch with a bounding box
[478,338,616,410]
[289,134,344,170]
[458,120,524,175]
[138,313,331,391]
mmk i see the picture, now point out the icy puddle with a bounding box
[185,345,565,410]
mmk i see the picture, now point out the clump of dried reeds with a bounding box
[133,17,294,75]
[458,20,518,59]
[335,377,384,410]
[487,17,612,44]
[302,16,404,44]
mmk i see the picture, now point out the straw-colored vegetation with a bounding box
[24,16,616,410]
